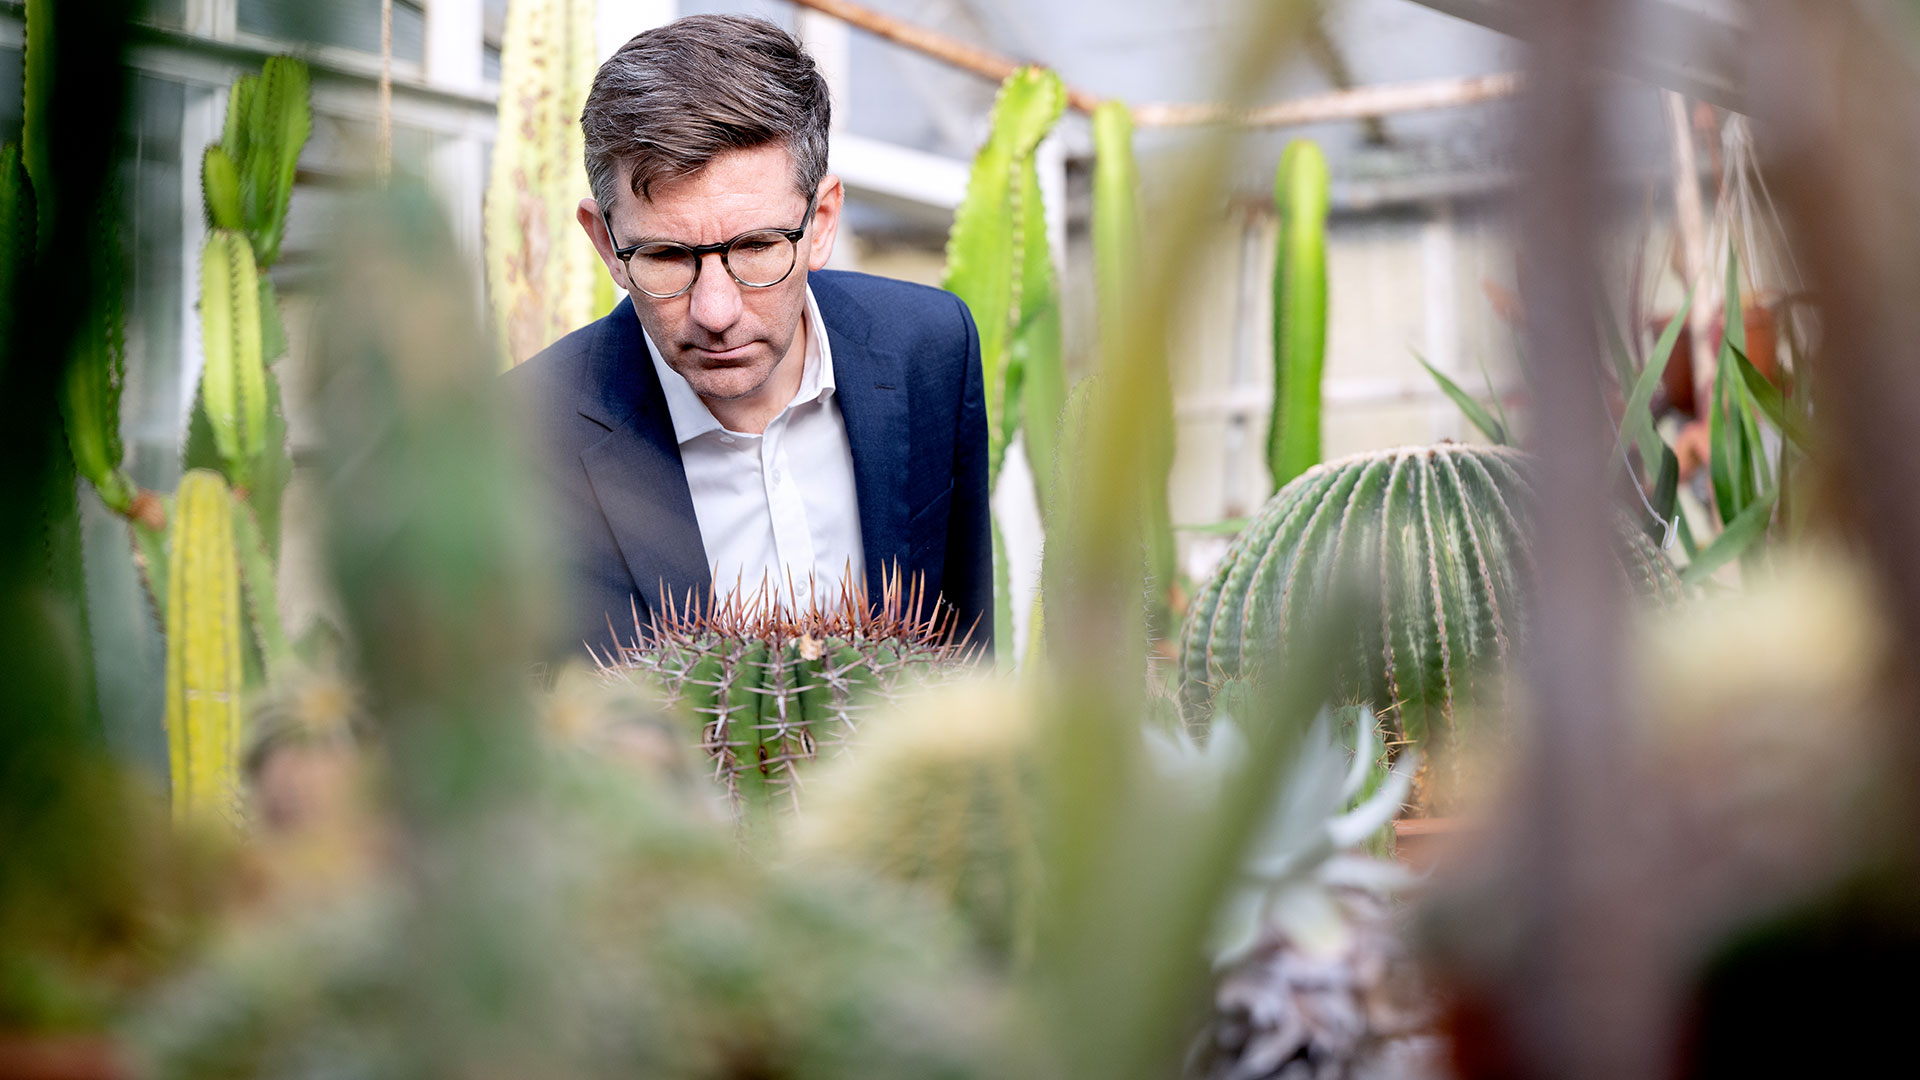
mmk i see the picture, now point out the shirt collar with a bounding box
[641,285,835,445]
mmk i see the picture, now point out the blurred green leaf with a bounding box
[1681,487,1777,585]
[1417,351,1507,444]
[1177,518,1250,536]
[1728,340,1808,450]
[1613,289,1693,480]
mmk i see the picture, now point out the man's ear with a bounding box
[805,175,845,272]
[577,197,626,285]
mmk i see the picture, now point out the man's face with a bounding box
[580,144,841,407]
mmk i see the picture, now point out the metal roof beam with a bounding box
[1402,0,1748,110]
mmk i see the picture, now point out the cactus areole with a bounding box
[1179,444,1681,747]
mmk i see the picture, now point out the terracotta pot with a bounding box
[0,1036,128,1080]
[1392,816,1465,873]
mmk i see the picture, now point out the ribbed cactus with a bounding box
[215,56,309,268]
[940,65,1067,494]
[612,579,980,818]
[486,0,606,369]
[792,680,1041,962]
[199,229,266,489]
[165,469,246,826]
[1268,140,1331,490]
[1179,444,1683,748]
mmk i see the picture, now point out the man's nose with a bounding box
[686,252,743,334]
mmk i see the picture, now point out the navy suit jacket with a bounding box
[504,269,991,658]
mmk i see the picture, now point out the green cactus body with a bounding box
[940,66,1066,490]
[1268,140,1331,490]
[202,144,244,231]
[485,0,602,369]
[243,56,310,268]
[165,469,246,826]
[794,680,1041,962]
[199,229,266,489]
[615,585,977,819]
[1179,444,1682,748]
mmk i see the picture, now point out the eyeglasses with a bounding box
[601,194,818,300]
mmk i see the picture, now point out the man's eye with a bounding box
[637,247,689,263]
[733,240,777,253]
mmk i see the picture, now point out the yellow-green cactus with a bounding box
[1268,140,1331,490]
[940,66,1067,493]
[485,0,605,369]
[199,229,266,489]
[793,680,1041,962]
[165,469,246,826]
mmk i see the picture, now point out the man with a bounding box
[506,14,990,658]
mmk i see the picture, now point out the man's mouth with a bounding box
[688,343,755,362]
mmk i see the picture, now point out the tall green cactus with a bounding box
[165,469,246,826]
[1267,140,1331,490]
[1180,444,1682,751]
[941,66,1067,494]
[1090,101,1174,627]
[486,0,607,369]
[199,229,267,489]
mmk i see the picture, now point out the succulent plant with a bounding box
[609,577,980,819]
[198,228,266,490]
[165,469,246,827]
[1179,443,1683,750]
[1159,706,1439,1080]
[792,679,1042,963]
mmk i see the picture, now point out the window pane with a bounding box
[238,0,426,63]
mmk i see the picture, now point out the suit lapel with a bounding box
[815,275,909,604]
[576,298,712,621]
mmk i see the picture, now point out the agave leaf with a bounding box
[1417,351,1506,444]
[1681,486,1776,586]
[1728,339,1808,450]
[1612,288,1693,480]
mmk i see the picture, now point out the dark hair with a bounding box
[581,15,831,210]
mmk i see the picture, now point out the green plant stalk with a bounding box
[201,144,243,232]
[1268,140,1330,490]
[59,223,134,515]
[232,496,291,672]
[1093,101,1175,625]
[164,469,245,826]
[940,66,1066,489]
[1015,162,1066,515]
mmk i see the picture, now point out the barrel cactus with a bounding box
[1179,444,1681,750]
[609,580,981,818]
[791,679,1041,963]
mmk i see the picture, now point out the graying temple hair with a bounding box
[582,15,831,212]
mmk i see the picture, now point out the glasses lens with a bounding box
[629,245,698,296]
[726,231,798,287]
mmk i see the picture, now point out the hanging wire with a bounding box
[378,0,393,181]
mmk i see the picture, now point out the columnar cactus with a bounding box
[1179,444,1683,749]
[1268,140,1331,490]
[199,228,266,488]
[486,0,605,369]
[166,469,246,826]
[611,578,981,818]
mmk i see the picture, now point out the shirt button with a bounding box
[771,469,782,482]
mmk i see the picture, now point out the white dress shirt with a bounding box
[642,287,866,611]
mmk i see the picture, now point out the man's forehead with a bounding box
[611,145,808,229]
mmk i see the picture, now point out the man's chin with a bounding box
[681,364,772,402]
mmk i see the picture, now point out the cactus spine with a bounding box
[486,0,605,369]
[1268,140,1331,490]
[793,680,1041,962]
[614,580,978,818]
[166,470,246,825]
[1180,444,1683,749]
